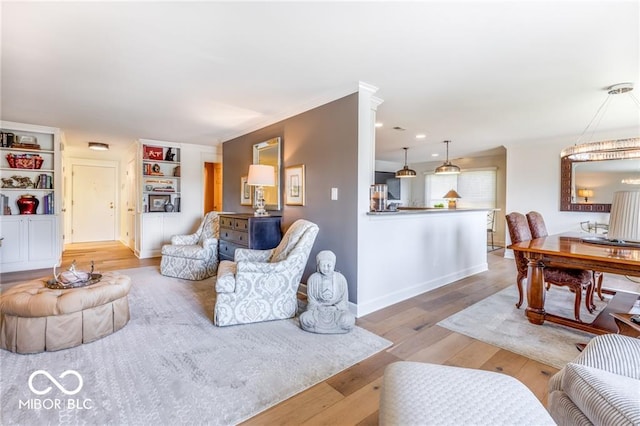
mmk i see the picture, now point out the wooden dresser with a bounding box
[218,214,282,262]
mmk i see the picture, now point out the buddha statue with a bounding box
[300,250,355,334]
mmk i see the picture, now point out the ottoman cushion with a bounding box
[0,272,131,354]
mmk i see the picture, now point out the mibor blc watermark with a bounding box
[20,370,93,410]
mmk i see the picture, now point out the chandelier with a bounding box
[561,83,640,161]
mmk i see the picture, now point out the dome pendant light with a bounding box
[434,140,461,175]
[396,147,417,178]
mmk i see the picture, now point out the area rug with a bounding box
[0,266,391,425]
[437,285,621,369]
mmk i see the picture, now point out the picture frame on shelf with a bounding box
[285,164,305,206]
[149,194,171,212]
[143,145,163,160]
[240,176,252,206]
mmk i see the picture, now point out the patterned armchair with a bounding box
[160,211,220,281]
[214,219,319,326]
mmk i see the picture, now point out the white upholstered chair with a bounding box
[214,219,319,326]
[160,211,220,281]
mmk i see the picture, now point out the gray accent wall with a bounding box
[222,93,360,300]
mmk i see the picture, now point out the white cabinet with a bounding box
[135,213,185,259]
[0,121,62,272]
[0,215,58,272]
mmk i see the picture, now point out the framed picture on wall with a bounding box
[285,164,305,206]
[240,176,252,206]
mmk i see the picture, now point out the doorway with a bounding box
[204,162,222,213]
[71,164,117,242]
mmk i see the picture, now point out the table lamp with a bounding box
[247,164,275,216]
[608,190,640,243]
[443,189,461,209]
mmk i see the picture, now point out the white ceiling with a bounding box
[1,1,639,163]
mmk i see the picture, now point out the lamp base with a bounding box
[448,200,457,209]
[253,185,269,216]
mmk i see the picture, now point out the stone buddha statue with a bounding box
[300,250,355,334]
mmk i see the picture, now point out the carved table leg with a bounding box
[525,253,546,325]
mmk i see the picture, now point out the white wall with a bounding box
[357,210,488,316]
[501,132,636,254]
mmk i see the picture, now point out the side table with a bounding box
[611,313,640,338]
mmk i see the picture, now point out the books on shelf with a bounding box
[35,174,53,189]
[1,194,9,215]
[42,192,54,214]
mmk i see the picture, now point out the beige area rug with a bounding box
[0,266,391,425]
[438,284,639,369]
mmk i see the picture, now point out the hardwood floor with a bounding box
[0,243,558,424]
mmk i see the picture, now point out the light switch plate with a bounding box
[331,187,338,200]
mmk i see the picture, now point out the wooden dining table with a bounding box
[508,232,640,335]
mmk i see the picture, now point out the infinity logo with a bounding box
[28,370,83,396]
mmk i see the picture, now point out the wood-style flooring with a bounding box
[1,242,558,425]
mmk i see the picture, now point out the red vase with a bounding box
[17,194,39,214]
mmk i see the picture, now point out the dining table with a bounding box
[508,232,640,335]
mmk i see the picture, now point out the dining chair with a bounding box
[506,212,593,321]
[526,211,603,306]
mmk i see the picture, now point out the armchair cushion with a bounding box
[235,248,273,262]
[548,334,640,426]
[562,363,640,426]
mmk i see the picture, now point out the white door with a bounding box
[71,164,116,242]
[125,158,136,249]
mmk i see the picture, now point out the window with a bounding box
[425,168,497,208]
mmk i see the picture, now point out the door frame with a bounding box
[64,157,120,245]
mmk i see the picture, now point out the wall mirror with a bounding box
[560,156,640,212]
[253,137,281,210]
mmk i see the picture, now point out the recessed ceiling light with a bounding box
[416,134,426,139]
[375,122,383,128]
[431,153,439,157]
[88,142,109,151]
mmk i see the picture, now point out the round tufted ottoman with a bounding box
[0,272,131,354]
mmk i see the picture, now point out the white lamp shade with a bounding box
[247,164,275,186]
[608,190,640,242]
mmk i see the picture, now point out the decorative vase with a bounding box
[164,202,175,212]
[17,194,39,214]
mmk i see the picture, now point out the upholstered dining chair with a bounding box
[214,219,319,326]
[526,211,604,307]
[506,212,593,321]
[160,211,220,281]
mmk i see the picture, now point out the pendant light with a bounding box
[434,140,460,175]
[396,147,416,178]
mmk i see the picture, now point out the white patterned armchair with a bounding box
[214,219,319,326]
[160,211,220,281]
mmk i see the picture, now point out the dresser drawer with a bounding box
[219,228,247,246]
[220,216,234,229]
[233,218,249,231]
[219,240,244,261]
